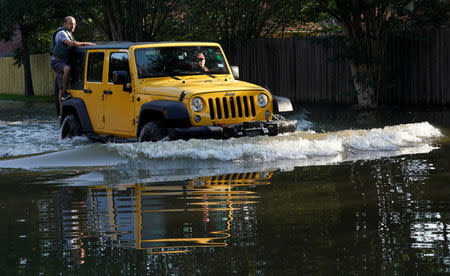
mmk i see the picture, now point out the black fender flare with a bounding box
[61,98,94,133]
[137,100,191,137]
[273,95,293,113]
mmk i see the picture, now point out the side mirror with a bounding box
[231,66,239,80]
[113,71,132,92]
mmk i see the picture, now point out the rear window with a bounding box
[68,51,85,90]
[86,52,104,82]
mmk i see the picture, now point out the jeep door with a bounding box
[84,50,106,130]
[104,50,134,135]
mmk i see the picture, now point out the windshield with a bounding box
[134,46,229,79]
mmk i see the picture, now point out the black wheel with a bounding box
[60,114,82,139]
[139,121,168,142]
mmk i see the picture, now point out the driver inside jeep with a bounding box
[193,52,209,72]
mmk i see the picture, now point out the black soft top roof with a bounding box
[74,41,216,51]
[79,41,134,50]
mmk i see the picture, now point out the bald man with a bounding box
[50,16,95,117]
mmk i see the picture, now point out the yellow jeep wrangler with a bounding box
[60,42,297,142]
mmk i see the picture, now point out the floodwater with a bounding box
[0,100,449,274]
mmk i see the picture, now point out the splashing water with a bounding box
[107,122,442,162]
[0,119,90,159]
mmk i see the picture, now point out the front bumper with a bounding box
[168,119,297,140]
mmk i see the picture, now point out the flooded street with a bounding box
[1,100,449,274]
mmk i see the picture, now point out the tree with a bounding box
[181,0,312,41]
[49,0,315,43]
[0,0,55,97]
[310,0,450,108]
[96,0,182,41]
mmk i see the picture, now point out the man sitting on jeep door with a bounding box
[50,16,95,117]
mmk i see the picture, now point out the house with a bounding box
[0,30,20,57]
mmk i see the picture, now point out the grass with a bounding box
[0,94,53,102]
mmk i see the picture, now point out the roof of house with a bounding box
[0,30,21,57]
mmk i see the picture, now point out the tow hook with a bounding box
[179,91,186,101]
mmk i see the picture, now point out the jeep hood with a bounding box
[137,78,268,98]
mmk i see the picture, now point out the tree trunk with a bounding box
[349,61,376,109]
[100,0,124,40]
[341,21,386,109]
[19,24,34,97]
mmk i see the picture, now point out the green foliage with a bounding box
[0,0,58,59]
[180,0,316,41]
[0,0,106,56]
[0,0,59,96]
[409,0,450,29]
[88,0,182,41]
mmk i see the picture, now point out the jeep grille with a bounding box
[208,96,256,120]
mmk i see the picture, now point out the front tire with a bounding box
[139,121,168,142]
[61,114,82,139]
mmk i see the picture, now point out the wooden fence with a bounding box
[0,53,55,96]
[223,28,450,105]
[1,29,449,105]
[384,29,450,105]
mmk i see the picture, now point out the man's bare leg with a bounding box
[60,65,71,115]
[62,65,71,94]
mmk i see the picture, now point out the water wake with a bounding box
[107,122,442,161]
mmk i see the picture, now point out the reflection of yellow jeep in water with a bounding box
[86,171,274,252]
[60,42,297,142]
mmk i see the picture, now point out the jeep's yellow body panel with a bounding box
[134,78,273,127]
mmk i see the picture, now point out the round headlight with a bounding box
[191,97,204,112]
[257,93,269,108]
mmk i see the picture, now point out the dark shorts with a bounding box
[50,57,67,90]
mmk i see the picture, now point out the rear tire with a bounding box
[61,114,82,139]
[139,121,168,142]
